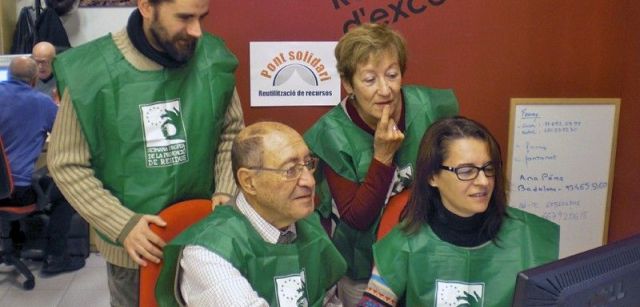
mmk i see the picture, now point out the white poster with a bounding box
[250,42,340,107]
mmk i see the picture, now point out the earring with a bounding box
[348,93,355,101]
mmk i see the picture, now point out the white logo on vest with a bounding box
[274,269,308,307]
[140,99,189,168]
[384,164,413,204]
[435,279,485,307]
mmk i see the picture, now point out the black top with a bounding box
[430,199,491,247]
[126,9,186,69]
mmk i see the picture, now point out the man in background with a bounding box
[31,41,58,101]
[0,56,84,275]
[157,122,346,306]
[47,0,244,305]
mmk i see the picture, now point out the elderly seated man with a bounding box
[157,121,346,307]
[31,41,57,100]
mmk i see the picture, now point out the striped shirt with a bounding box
[179,193,341,306]
[47,28,244,269]
[180,193,295,306]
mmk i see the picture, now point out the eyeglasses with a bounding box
[440,163,496,181]
[247,157,319,181]
[33,59,51,66]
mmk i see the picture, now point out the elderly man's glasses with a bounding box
[248,157,319,181]
[440,163,496,181]
[33,59,51,66]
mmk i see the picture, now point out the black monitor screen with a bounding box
[513,233,640,306]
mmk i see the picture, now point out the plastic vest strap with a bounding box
[54,34,237,245]
[157,205,347,307]
[304,85,458,280]
[374,207,559,306]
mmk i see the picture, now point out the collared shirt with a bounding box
[235,192,297,244]
[179,193,341,306]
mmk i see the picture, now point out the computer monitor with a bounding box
[512,233,640,306]
[0,67,8,82]
[0,54,31,82]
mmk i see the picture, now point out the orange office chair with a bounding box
[0,138,50,290]
[138,199,213,307]
[376,189,411,240]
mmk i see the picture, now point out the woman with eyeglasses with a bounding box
[358,116,560,306]
[304,23,458,306]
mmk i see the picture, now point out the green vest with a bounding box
[54,34,237,244]
[157,205,347,307]
[374,207,559,306]
[304,86,458,280]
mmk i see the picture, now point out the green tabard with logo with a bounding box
[54,33,238,246]
[373,207,560,306]
[304,85,458,280]
[156,205,347,307]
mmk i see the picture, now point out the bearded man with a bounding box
[47,1,244,306]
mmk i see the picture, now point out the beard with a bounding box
[149,18,197,62]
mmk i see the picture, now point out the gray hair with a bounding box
[8,56,37,84]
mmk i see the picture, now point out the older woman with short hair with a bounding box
[304,23,458,306]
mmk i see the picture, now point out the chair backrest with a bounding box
[0,137,13,199]
[0,136,50,216]
[139,199,213,307]
[376,189,411,240]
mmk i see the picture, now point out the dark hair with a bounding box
[148,0,174,5]
[401,116,508,241]
[44,0,77,16]
[231,135,264,186]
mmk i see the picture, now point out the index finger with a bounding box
[378,105,390,129]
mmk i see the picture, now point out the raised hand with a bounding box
[373,105,405,166]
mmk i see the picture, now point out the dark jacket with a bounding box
[10,7,37,54]
[35,8,71,49]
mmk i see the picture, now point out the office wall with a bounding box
[0,1,16,53]
[205,0,638,242]
[15,1,637,242]
[610,0,640,242]
[59,7,133,47]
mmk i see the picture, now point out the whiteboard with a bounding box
[507,98,620,258]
